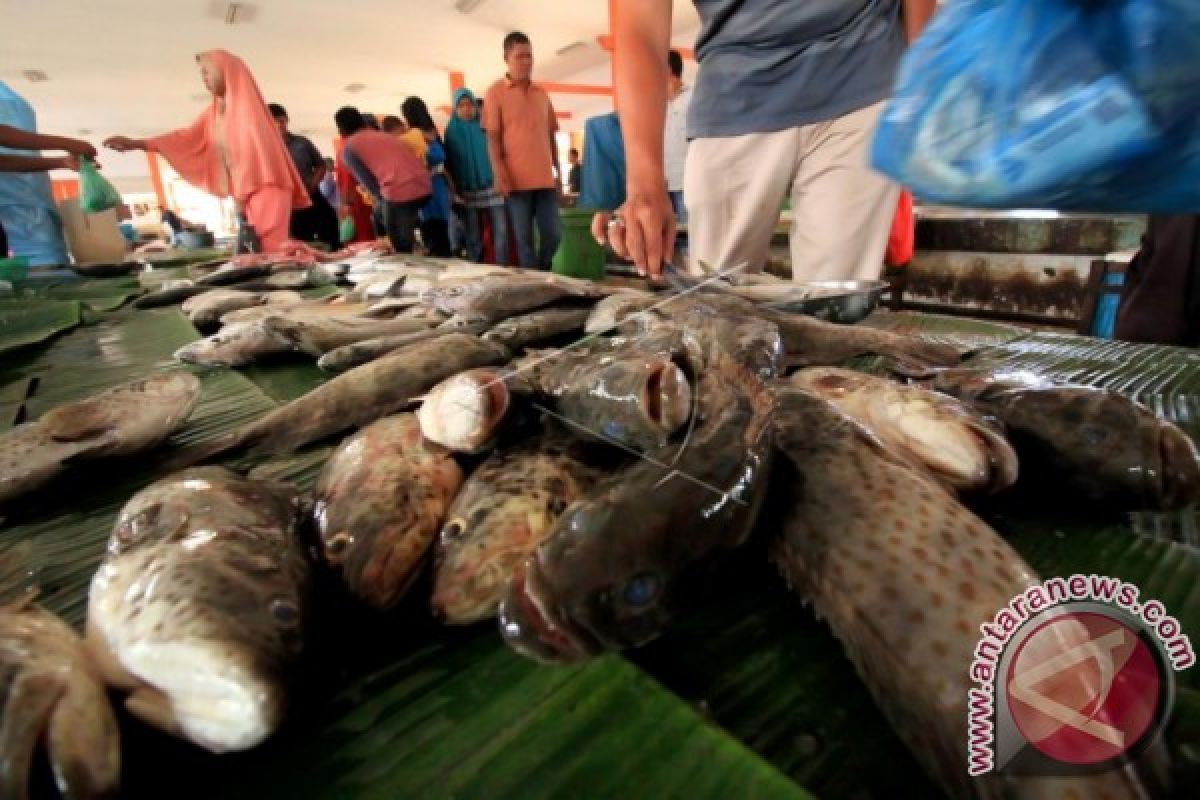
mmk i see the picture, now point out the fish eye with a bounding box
[1082,426,1107,447]
[623,572,661,609]
[270,597,300,627]
[443,519,467,540]
[324,531,352,561]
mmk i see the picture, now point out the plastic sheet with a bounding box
[871,0,1200,211]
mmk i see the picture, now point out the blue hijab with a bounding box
[0,81,68,265]
[443,88,493,192]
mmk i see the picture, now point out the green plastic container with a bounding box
[552,208,605,280]
[0,256,30,285]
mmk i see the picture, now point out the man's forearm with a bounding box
[901,0,936,42]
[613,0,672,195]
[0,154,66,173]
[486,132,510,187]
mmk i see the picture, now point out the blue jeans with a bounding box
[506,189,561,269]
[669,190,688,227]
[465,205,511,266]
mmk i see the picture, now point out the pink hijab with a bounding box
[147,50,309,210]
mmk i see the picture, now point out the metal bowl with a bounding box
[758,280,890,324]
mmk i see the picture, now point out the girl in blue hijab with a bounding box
[444,88,509,265]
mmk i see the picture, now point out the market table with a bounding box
[0,270,1196,799]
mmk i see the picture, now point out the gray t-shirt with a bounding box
[688,0,905,138]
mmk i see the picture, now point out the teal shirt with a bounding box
[689,0,905,138]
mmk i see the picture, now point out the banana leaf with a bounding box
[0,300,82,356]
[3,305,1200,799]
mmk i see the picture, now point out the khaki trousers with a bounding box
[683,101,900,282]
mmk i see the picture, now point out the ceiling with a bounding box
[0,0,701,187]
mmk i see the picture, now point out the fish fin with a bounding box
[0,672,66,800]
[45,667,121,800]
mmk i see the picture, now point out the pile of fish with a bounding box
[2,259,1198,799]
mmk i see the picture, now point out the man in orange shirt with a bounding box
[484,31,562,269]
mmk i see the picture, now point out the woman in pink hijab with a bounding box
[105,50,308,253]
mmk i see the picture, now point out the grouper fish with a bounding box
[499,304,781,662]
[789,367,1018,494]
[0,373,202,505]
[935,368,1200,510]
[314,414,464,609]
[86,467,311,754]
[172,333,510,463]
[432,431,604,624]
[768,385,1161,800]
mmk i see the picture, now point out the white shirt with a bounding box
[664,85,692,192]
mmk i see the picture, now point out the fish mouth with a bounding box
[498,561,600,664]
[642,361,692,436]
[1157,425,1200,510]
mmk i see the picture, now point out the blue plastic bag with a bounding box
[871,0,1200,211]
[578,112,626,211]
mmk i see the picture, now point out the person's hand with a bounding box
[103,136,142,153]
[66,139,98,160]
[56,154,83,172]
[592,187,676,279]
[494,170,512,198]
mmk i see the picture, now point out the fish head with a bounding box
[499,453,751,663]
[558,356,693,452]
[417,369,512,453]
[314,421,463,609]
[1159,421,1200,509]
[431,481,567,623]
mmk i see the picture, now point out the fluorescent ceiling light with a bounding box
[455,0,485,14]
[23,70,48,83]
[344,83,367,93]
[556,41,587,57]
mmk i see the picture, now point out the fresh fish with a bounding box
[219,298,367,327]
[0,373,203,504]
[768,385,1156,800]
[507,334,694,453]
[584,292,658,335]
[174,334,511,462]
[482,307,592,351]
[317,328,483,372]
[86,467,310,753]
[182,289,267,329]
[195,264,272,287]
[133,284,208,309]
[314,414,463,609]
[439,312,492,330]
[788,367,1017,493]
[935,369,1200,510]
[261,314,436,357]
[174,320,294,367]
[260,267,334,290]
[419,275,603,322]
[417,367,512,453]
[0,603,120,800]
[765,310,963,371]
[499,312,780,662]
[432,433,602,624]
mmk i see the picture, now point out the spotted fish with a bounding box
[935,368,1200,510]
[431,433,602,624]
[86,467,311,754]
[0,373,202,505]
[314,414,464,609]
[789,367,1017,493]
[769,386,1157,799]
